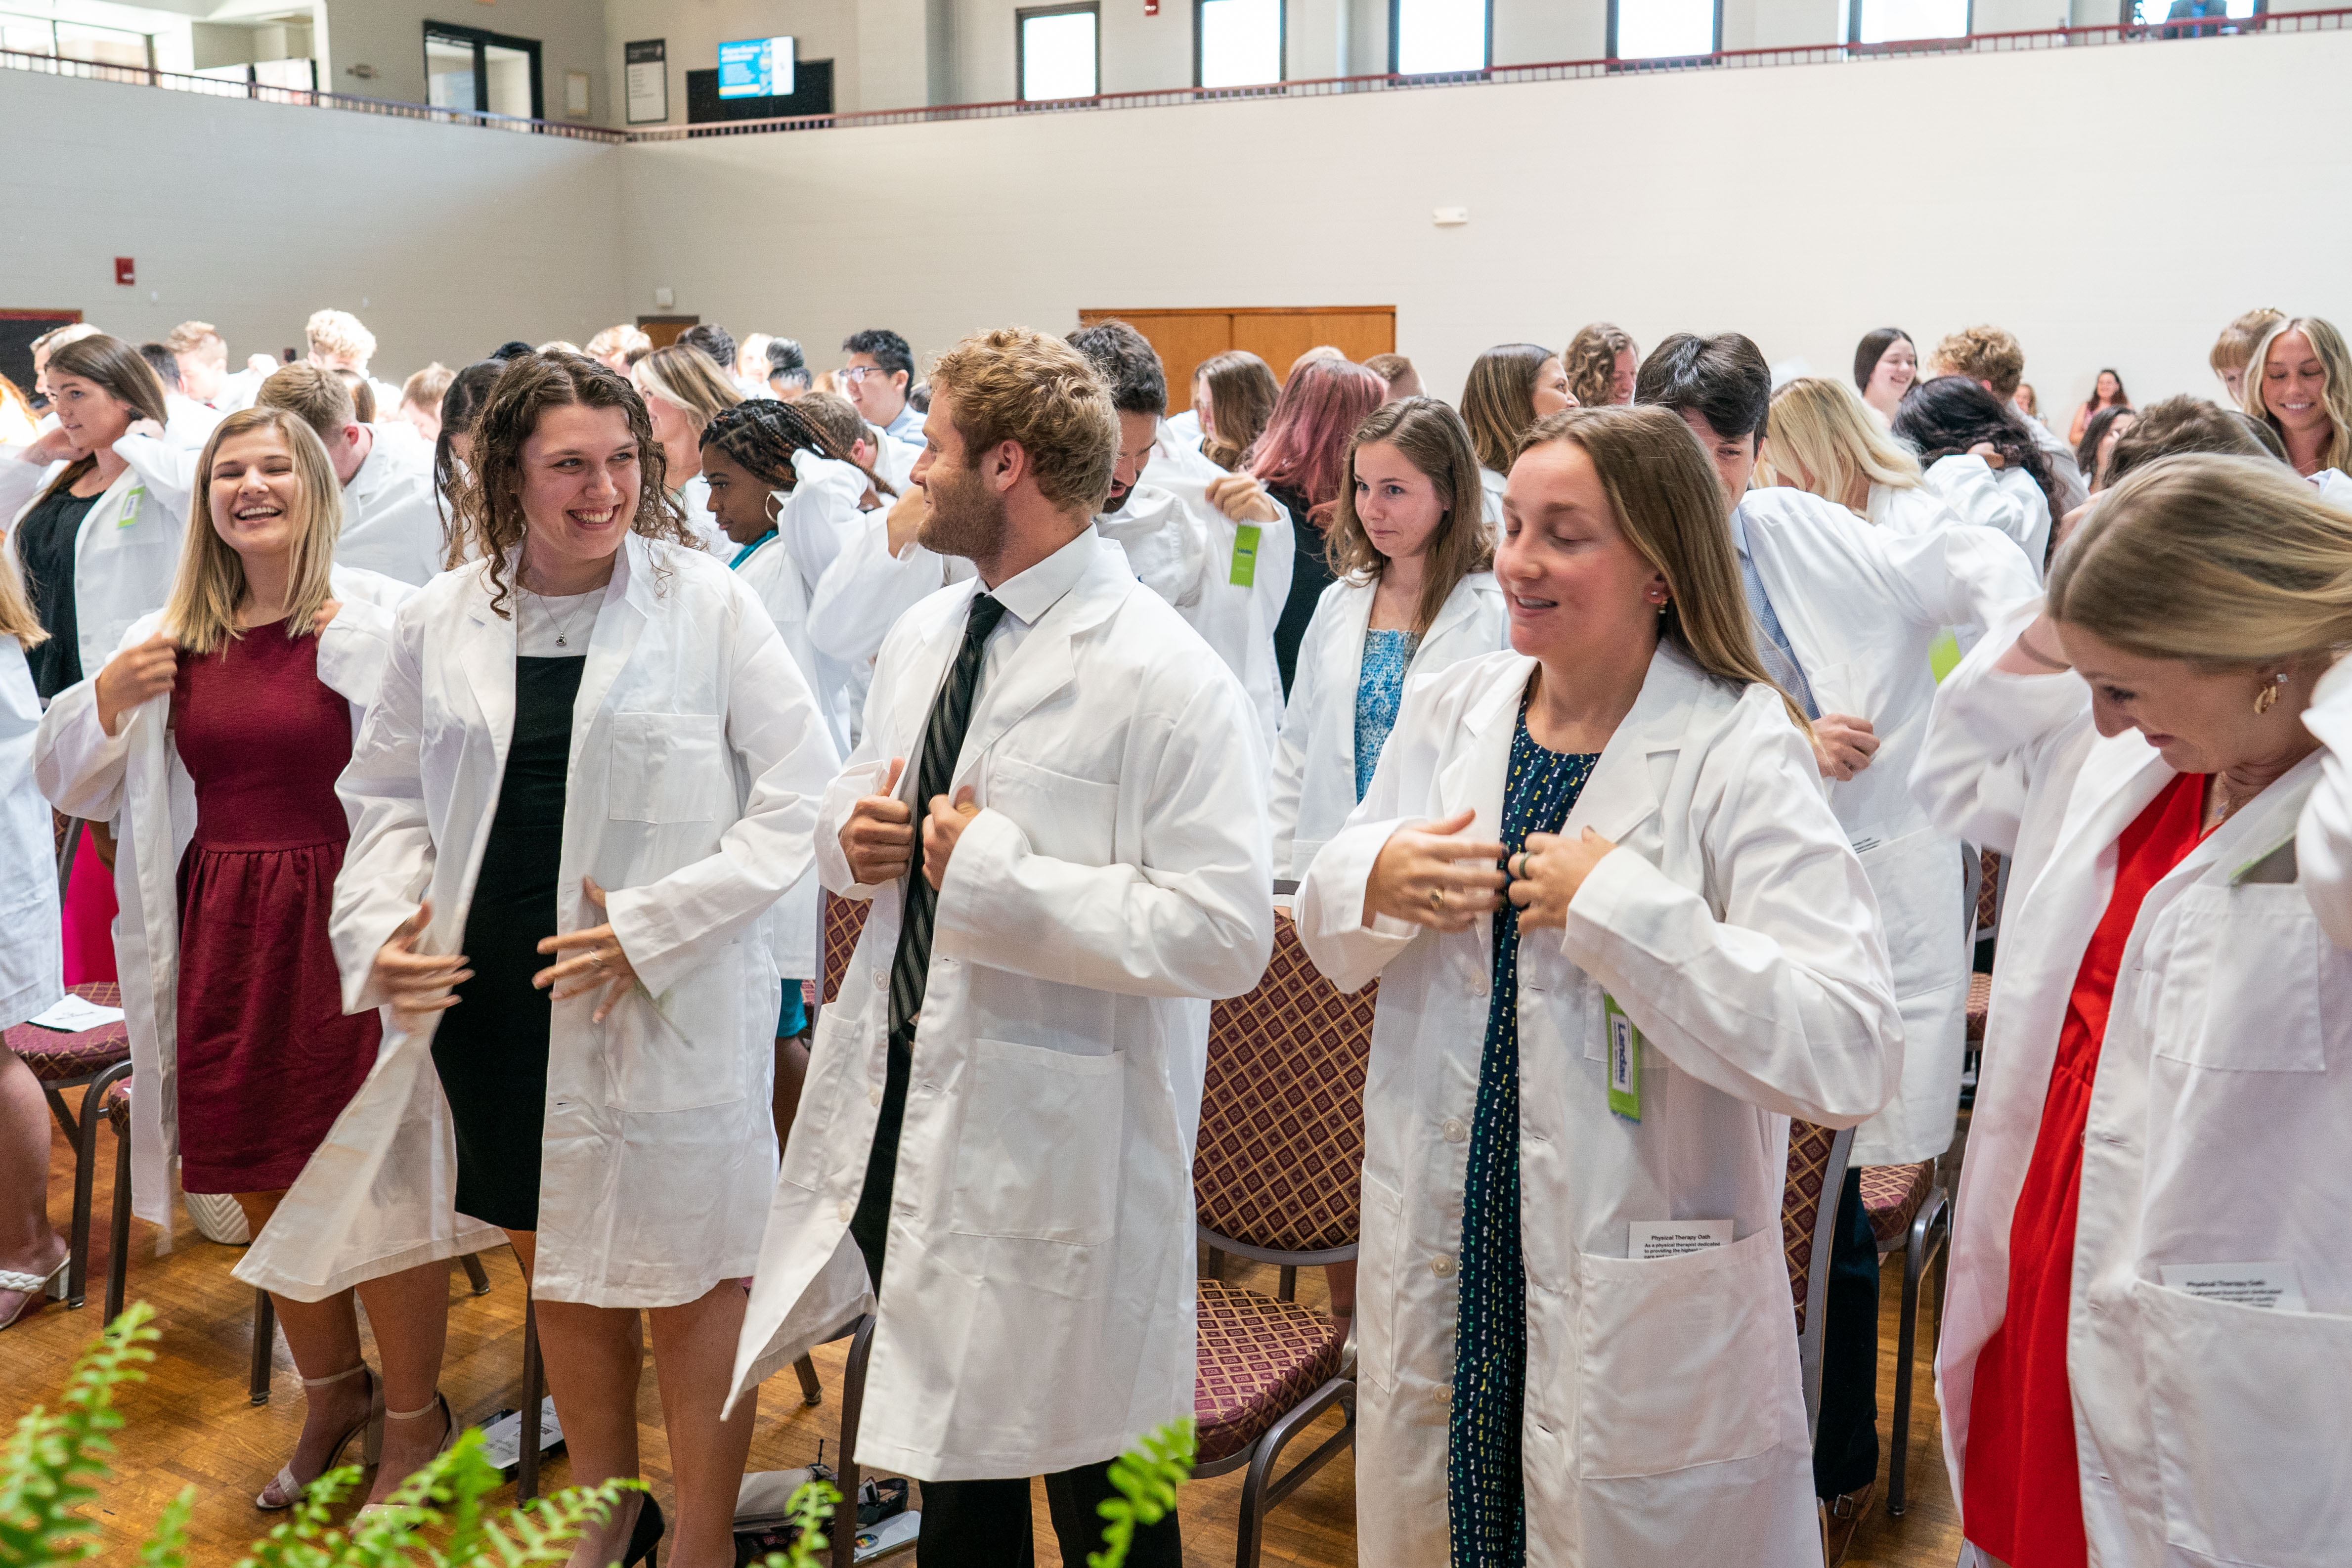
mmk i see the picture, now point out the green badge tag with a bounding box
[1229,523,1261,588]
[117,484,145,527]
[1604,993,1643,1123]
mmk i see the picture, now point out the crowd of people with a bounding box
[2,295,2350,1568]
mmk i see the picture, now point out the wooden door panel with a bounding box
[1307,311,1395,364]
[1089,311,1233,412]
[1079,307,1395,406]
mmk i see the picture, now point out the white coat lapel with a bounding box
[950,552,1131,784]
[1562,645,1693,845]
[1436,653,1529,836]
[568,535,653,765]
[458,575,520,777]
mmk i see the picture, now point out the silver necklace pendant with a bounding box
[555,633,568,647]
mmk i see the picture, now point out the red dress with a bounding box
[1962,770,2208,1568]
[171,622,381,1194]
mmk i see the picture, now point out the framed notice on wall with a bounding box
[624,38,667,124]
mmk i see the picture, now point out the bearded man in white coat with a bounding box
[1638,331,2040,1546]
[730,328,1274,1567]
[1068,320,1294,745]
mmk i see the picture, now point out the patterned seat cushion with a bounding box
[105,1077,131,1133]
[1780,1119,1840,1337]
[1965,970,1994,1045]
[821,891,870,1006]
[1194,1278,1345,1465]
[1861,1159,1936,1252]
[6,983,131,1083]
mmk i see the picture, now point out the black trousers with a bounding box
[1813,1165,1882,1498]
[850,1026,1182,1568]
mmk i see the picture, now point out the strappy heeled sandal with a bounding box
[0,1256,69,1333]
[350,1391,455,1528]
[258,1363,382,1510]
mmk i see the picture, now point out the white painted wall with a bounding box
[315,0,608,120]
[615,26,2352,420]
[0,66,623,381]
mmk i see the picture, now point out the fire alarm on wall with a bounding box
[1146,0,1159,12]
[114,257,135,285]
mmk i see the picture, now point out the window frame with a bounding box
[1387,0,1494,75]
[1606,0,1724,62]
[1195,0,1286,89]
[1016,2,1101,101]
[1845,0,1973,47]
[2120,0,2264,26]
[422,20,544,121]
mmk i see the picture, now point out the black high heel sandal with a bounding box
[621,1494,664,1568]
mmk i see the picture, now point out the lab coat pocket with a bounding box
[948,1039,1124,1245]
[607,712,723,823]
[1575,1226,1805,1480]
[986,756,1117,867]
[1354,1171,1402,1393]
[1856,828,1960,998]
[600,941,749,1112]
[2153,885,2326,1073]
[2135,1278,2352,1567]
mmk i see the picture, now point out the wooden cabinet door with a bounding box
[1077,306,1394,410]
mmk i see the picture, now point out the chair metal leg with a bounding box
[519,1295,545,1503]
[42,1080,79,1142]
[793,1353,823,1407]
[251,1289,277,1405]
[1888,1188,1951,1519]
[104,1112,131,1323]
[1276,1263,1296,1303]
[1233,1377,1356,1568]
[65,1068,123,1308]
[832,1315,876,1568]
[460,1252,491,1295]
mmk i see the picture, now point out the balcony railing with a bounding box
[5,6,2344,145]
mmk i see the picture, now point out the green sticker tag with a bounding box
[1604,993,1642,1123]
[117,484,145,527]
[1229,523,1261,588]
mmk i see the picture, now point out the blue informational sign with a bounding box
[717,35,795,99]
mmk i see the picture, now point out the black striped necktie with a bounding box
[887,592,1007,1038]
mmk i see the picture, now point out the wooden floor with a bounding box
[15,1085,1963,1565]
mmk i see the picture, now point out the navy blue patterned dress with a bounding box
[1448,695,1600,1568]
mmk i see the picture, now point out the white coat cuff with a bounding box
[930,808,1024,962]
[606,884,694,997]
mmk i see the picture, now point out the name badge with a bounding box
[117,484,146,527]
[2158,1262,2306,1312]
[1604,993,1642,1123]
[1229,523,1261,588]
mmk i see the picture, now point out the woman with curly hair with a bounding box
[1895,375,2068,573]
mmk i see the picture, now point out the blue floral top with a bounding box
[1353,628,1422,801]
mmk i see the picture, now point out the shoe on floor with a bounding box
[1823,1478,1877,1565]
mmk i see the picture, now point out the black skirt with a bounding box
[430,655,583,1232]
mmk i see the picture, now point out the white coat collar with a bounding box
[457,532,660,764]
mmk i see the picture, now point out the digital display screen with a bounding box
[717,35,794,99]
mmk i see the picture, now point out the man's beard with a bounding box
[1101,478,1132,516]
[916,458,1008,562]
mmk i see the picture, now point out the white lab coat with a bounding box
[1162,407,1203,453]
[1269,571,1509,880]
[1152,415,1222,483]
[2298,656,2352,948]
[0,631,61,1029]
[2027,415,2091,517]
[1479,466,1507,527]
[233,534,835,1306]
[161,392,222,454]
[1916,454,2051,579]
[1298,645,1900,1568]
[1915,606,2352,1567]
[867,426,919,493]
[729,535,1275,1479]
[1739,486,2039,1165]
[1866,478,1961,536]
[731,525,839,979]
[1094,476,1292,745]
[32,568,413,1248]
[0,455,189,686]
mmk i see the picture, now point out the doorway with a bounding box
[634,315,700,349]
[1076,306,1396,410]
[424,22,543,121]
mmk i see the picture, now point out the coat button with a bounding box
[1431,1256,1456,1278]
[872,971,887,991]
[836,1199,855,1221]
[1468,975,1489,997]
[868,1085,882,1108]
[1441,1118,1468,1143]
[1436,1385,1452,1404]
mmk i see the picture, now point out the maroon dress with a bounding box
[172,620,380,1194]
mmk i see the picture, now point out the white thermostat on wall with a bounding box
[654,287,676,308]
[1433,207,1469,226]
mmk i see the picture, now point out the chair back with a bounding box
[1194,912,1375,1260]
[821,890,871,1005]
[1782,1118,1855,1442]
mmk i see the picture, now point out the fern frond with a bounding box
[136,1486,195,1568]
[1087,1419,1196,1568]
[0,1303,158,1568]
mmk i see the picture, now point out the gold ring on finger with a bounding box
[1428,887,1445,912]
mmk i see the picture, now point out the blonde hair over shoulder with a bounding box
[1757,377,1921,515]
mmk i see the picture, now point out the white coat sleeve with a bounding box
[1908,598,2089,856]
[932,667,1275,1001]
[1267,655,1313,881]
[1560,693,1901,1127]
[331,606,440,1013]
[779,452,868,591]
[313,600,401,713]
[807,515,936,665]
[605,590,839,998]
[32,616,166,822]
[0,450,54,522]
[1921,456,2035,562]
[113,433,197,519]
[2298,657,2352,949]
[1849,511,2042,641]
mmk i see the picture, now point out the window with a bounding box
[1198,0,1282,87]
[1019,4,1098,100]
[423,23,543,120]
[1392,0,1490,73]
[0,13,152,69]
[1610,0,1720,60]
[2130,0,2259,23]
[1850,0,1970,44]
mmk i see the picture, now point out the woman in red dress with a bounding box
[1916,453,2352,1567]
[37,407,452,1514]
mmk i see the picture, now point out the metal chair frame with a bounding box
[1795,1124,1856,1446]
[1883,1181,1953,1516]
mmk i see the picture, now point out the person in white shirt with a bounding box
[253,366,446,586]
[135,342,224,454]
[731,326,1273,1567]
[839,327,926,445]
[167,321,264,414]
[305,308,402,426]
[1931,324,2088,516]
[1894,377,2071,579]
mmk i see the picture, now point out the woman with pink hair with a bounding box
[1247,357,1388,694]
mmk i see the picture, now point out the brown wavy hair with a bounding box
[1562,322,1633,410]
[1326,397,1493,636]
[452,352,693,618]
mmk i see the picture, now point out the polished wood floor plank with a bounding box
[14,1088,1961,1565]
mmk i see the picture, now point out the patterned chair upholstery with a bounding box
[1195,1279,1347,1466]
[8,982,133,1310]
[820,890,870,1006]
[1965,971,1994,1045]
[1781,1118,1853,1443]
[1862,1160,1936,1251]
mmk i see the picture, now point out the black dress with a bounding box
[17,485,99,700]
[1269,480,1332,699]
[430,653,583,1231]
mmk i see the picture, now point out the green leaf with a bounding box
[1087,1419,1196,1568]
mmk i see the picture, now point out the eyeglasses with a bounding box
[841,364,892,384]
